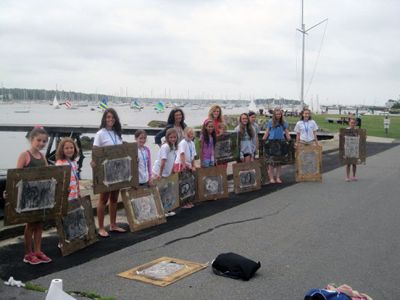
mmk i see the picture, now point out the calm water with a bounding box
[0,103,247,178]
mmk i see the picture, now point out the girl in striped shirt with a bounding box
[56,138,80,201]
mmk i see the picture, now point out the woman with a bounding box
[155,108,187,146]
[206,105,224,136]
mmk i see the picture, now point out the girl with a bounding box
[262,108,291,183]
[152,128,178,178]
[249,111,260,157]
[200,119,216,167]
[55,137,80,201]
[345,118,358,182]
[17,127,52,264]
[92,108,126,238]
[135,130,153,186]
[294,108,320,145]
[155,108,186,146]
[235,113,256,162]
[175,127,196,172]
[207,105,224,136]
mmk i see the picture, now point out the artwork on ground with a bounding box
[16,178,57,213]
[295,143,322,182]
[179,171,196,203]
[130,194,161,224]
[233,161,261,194]
[215,133,238,163]
[121,187,166,232]
[344,136,360,158]
[92,143,138,194]
[239,170,256,189]
[5,165,70,226]
[118,256,208,287]
[156,174,179,211]
[62,206,88,242]
[197,166,228,201]
[137,261,186,280]
[56,195,98,256]
[203,176,223,197]
[103,156,132,186]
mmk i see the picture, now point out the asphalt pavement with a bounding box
[1,142,399,299]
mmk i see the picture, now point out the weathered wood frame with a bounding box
[262,140,295,165]
[5,165,70,225]
[215,132,239,164]
[56,195,98,256]
[118,256,208,287]
[178,170,197,205]
[295,143,322,182]
[339,128,366,165]
[233,161,261,194]
[92,143,138,194]
[196,166,228,201]
[121,187,166,232]
[155,173,180,212]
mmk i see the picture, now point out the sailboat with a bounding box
[248,99,257,112]
[64,99,78,110]
[53,95,61,109]
[130,100,143,111]
[98,98,109,111]
[154,101,165,113]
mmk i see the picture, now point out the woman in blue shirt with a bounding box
[262,108,291,183]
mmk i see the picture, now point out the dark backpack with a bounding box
[211,252,261,281]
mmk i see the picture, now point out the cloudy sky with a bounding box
[0,0,399,105]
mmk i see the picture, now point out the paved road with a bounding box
[1,143,399,299]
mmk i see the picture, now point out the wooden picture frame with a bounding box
[262,140,295,165]
[258,158,269,185]
[121,186,166,232]
[56,195,98,256]
[339,128,366,165]
[155,173,180,212]
[92,143,138,194]
[233,161,261,194]
[295,143,322,182]
[5,165,70,226]
[215,132,239,164]
[196,166,228,201]
[118,256,208,287]
[178,170,197,205]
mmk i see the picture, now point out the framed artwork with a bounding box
[56,196,98,256]
[5,165,70,226]
[178,170,197,205]
[258,158,269,185]
[92,143,138,194]
[262,140,295,165]
[118,257,208,287]
[215,132,239,164]
[196,166,228,201]
[121,187,166,232]
[295,143,322,182]
[233,161,261,194]
[339,128,366,165]
[155,173,180,212]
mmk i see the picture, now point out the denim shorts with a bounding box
[201,159,215,168]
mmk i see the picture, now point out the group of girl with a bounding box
[16,105,326,265]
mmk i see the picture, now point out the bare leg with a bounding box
[109,190,125,232]
[24,223,34,254]
[276,165,282,183]
[268,165,275,183]
[97,192,110,236]
[33,222,43,253]
[346,165,351,180]
[352,164,357,177]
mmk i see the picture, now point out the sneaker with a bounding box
[23,253,42,265]
[345,177,351,182]
[35,251,52,263]
[351,176,358,181]
[165,211,176,217]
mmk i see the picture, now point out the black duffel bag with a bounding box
[211,252,261,281]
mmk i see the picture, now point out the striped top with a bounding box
[56,159,80,201]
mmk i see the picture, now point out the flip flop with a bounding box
[109,226,127,233]
[98,230,110,238]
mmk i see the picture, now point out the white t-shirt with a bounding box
[93,128,123,147]
[294,120,318,142]
[152,143,176,177]
[138,146,151,184]
[175,139,196,166]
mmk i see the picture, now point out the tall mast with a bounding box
[297,0,328,108]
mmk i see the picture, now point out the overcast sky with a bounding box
[1,0,399,105]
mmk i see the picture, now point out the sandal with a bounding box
[109,226,126,233]
[276,178,282,184]
[98,229,110,238]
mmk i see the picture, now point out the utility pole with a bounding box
[297,0,328,108]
